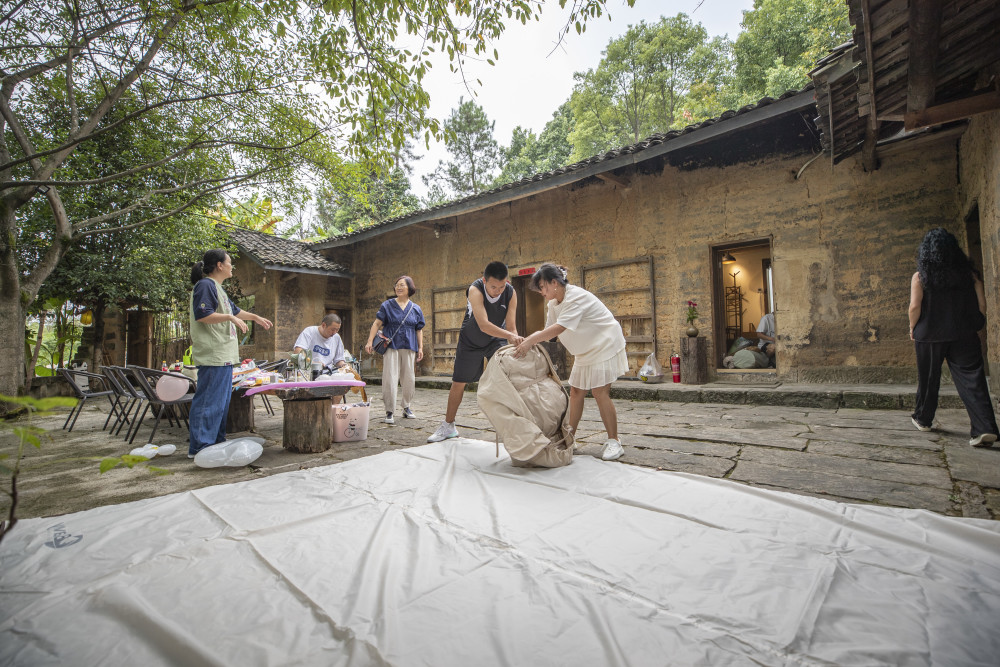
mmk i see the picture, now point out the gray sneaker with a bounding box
[427,421,459,443]
[384,412,394,425]
[403,407,416,419]
[600,438,624,461]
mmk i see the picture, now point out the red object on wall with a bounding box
[517,267,536,276]
[670,354,681,383]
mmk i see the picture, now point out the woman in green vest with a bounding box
[188,249,272,458]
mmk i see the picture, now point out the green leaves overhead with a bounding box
[733,0,851,103]
[567,14,734,161]
[422,98,500,203]
[0,0,627,398]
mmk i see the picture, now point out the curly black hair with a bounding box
[917,228,975,290]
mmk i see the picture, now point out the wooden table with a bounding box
[245,380,366,453]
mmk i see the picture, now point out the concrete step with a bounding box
[363,374,978,412]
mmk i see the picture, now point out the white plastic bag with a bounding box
[128,443,177,459]
[638,353,665,383]
[193,437,264,468]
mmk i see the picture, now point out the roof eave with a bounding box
[232,242,353,278]
[260,263,353,278]
[315,89,817,249]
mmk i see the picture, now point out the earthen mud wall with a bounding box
[339,139,965,383]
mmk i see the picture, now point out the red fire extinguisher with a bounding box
[670,353,681,383]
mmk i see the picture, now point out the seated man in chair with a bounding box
[294,313,349,374]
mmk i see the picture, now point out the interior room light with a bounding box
[722,252,736,264]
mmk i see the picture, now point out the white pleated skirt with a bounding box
[568,347,629,390]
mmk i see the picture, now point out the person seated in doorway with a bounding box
[294,313,348,374]
[756,311,776,366]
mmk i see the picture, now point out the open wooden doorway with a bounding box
[711,240,774,369]
[511,274,546,337]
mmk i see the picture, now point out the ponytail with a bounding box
[191,248,228,285]
[190,261,205,285]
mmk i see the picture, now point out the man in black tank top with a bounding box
[427,261,523,443]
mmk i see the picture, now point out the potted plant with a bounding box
[685,300,699,337]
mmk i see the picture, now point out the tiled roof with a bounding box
[223,226,351,277]
[316,87,815,247]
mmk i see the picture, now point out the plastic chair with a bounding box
[59,369,120,432]
[126,366,196,444]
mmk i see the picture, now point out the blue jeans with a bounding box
[188,365,233,455]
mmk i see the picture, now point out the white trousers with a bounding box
[382,348,415,415]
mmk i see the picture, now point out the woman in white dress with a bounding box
[514,264,628,461]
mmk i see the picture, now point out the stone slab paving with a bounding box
[3,385,998,523]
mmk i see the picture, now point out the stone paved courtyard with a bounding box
[4,385,1000,522]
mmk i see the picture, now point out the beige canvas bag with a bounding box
[476,344,574,468]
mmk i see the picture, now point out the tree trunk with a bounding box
[90,299,106,372]
[0,204,27,404]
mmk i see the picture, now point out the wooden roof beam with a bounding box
[904,89,1000,130]
[906,0,943,117]
[597,172,632,189]
[860,0,880,171]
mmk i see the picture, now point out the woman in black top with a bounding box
[908,228,998,447]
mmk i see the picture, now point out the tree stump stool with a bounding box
[680,336,708,385]
[226,391,255,433]
[282,397,335,453]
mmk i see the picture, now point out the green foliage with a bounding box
[422,98,500,203]
[567,14,734,161]
[1,0,626,397]
[314,165,420,236]
[495,103,576,184]
[732,0,851,104]
[36,216,226,314]
[204,195,284,235]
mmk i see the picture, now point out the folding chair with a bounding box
[101,366,139,437]
[105,366,148,440]
[59,368,120,432]
[126,367,196,444]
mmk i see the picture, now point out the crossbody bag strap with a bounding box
[386,301,414,343]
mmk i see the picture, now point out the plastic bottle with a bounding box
[161,360,168,372]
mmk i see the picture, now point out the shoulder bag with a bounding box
[373,301,414,355]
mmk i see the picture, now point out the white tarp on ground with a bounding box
[3,439,1000,666]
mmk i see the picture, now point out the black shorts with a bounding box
[452,337,504,383]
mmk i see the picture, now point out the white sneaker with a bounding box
[970,433,998,448]
[427,421,459,443]
[910,417,932,432]
[601,438,624,461]
[384,412,394,424]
